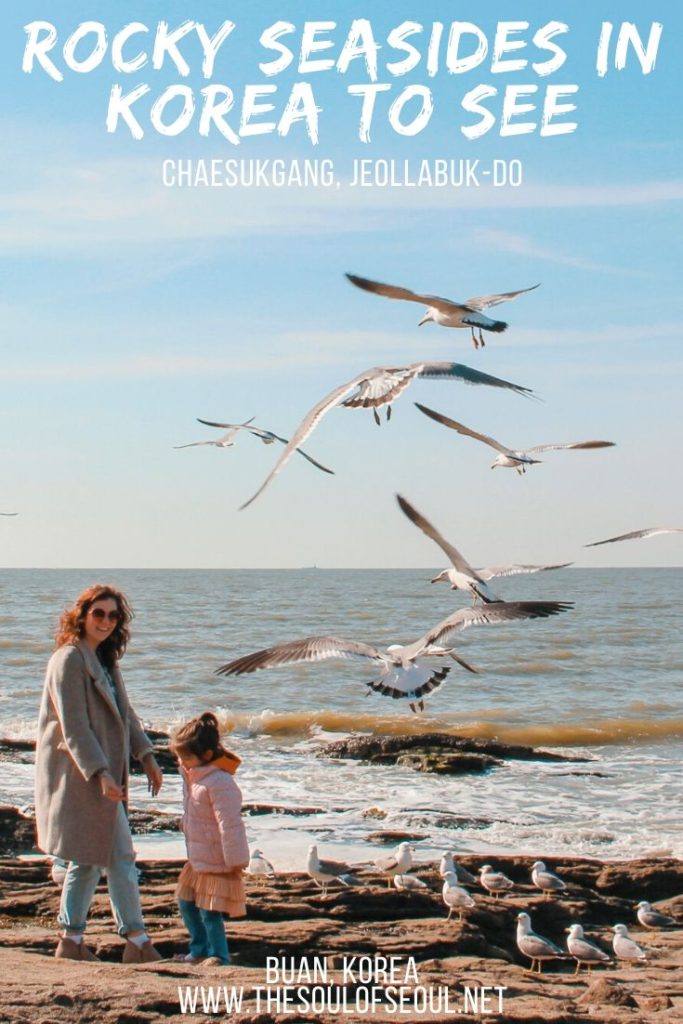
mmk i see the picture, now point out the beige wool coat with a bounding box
[35,641,153,866]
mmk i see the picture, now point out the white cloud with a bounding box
[0,153,681,253]
[470,228,648,277]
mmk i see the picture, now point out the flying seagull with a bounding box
[565,924,610,975]
[374,842,412,887]
[174,417,255,449]
[415,403,615,474]
[215,600,570,713]
[346,273,539,348]
[175,417,334,475]
[586,528,683,548]
[612,923,647,963]
[433,561,573,591]
[636,901,676,929]
[239,361,535,508]
[516,912,564,973]
[531,861,567,901]
[442,872,476,921]
[307,844,359,894]
[479,864,514,899]
[397,494,572,609]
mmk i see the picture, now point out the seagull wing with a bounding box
[396,494,482,581]
[521,933,563,957]
[585,527,683,547]
[375,852,400,871]
[0,513,18,516]
[341,366,422,409]
[246,429,335,474]
[415,362,535,399]
[239,370,377,509]
[525,440,615,454]
[318,856,354,875]
[346,273,470,315]
[174,438,223,449]
[478,562,573,580]
[416,601,573,651]
[464,283,540,311]
[197,418,256,430]
[414,403,511,454]
[216,635,383,676]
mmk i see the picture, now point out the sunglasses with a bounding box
[89,607,120,623]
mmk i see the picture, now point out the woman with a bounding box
[35,584,164,963]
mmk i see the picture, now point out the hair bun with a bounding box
[200,711,218,727]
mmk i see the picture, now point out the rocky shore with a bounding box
[1,852,682,1023]
[1,733,682,1021]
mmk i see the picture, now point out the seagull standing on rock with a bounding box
[565,924,610,974]
[246,848,275,883]
[442,872,476,921]
[636,901,676,929]
[346,272,539,348]
[612,923,648,963]
[306,845,359,894]
[439,851,477,886]
[394,874,428,892]
[480,864,514,899]
[516,912,564,973]
[531,861,567,900]
[374,842,412,887]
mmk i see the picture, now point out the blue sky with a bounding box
[1,2,682,568]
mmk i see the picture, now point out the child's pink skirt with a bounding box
[175,861,246,917]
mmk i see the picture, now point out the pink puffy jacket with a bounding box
[180,754,250,873]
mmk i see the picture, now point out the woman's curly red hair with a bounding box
[55,584,133,667]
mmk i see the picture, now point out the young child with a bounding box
[171,712,249,965]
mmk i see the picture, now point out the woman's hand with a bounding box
[99,771,124,801]
[142,753,163,796]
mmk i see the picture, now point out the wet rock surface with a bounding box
[318,732,587,769]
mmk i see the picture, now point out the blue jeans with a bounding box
[58,803,145,937]
[178,899,229,964]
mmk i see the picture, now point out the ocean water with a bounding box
[1,567,682,868]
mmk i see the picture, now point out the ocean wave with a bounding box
[3,707,683,749]
[179,709,683,748]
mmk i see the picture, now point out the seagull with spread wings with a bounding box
[215,598,570,713]
[174,417,334,475]
[397,494,571,607]
[346,273,539,348]
[585,527,683,548]
[415,402,615,475]
[239,361,534,508]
